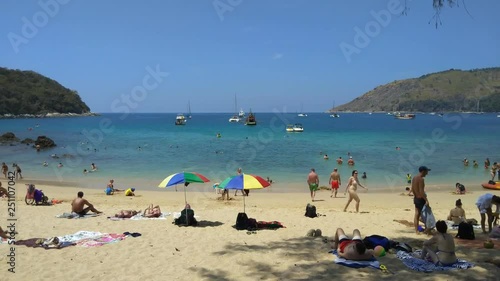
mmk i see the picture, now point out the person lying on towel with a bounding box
[143,204,161,218]
[113,210,139,218]
[332,228,374,261]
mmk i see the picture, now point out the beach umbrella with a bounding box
[158,172,210,204]
[218,173,270,213]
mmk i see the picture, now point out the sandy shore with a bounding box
[0,182,498,281]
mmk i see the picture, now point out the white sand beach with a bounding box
[0,181,498,281]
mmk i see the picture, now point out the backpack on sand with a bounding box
[305,204,317,218]
[235,212,249,230]
[456,222,475,240]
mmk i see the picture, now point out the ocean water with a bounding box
[0,112,499,191]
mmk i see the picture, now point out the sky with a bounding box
[0,0,499,113]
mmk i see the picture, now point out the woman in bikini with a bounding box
[343,170,367,213]
[143,204,161,218]
[421,220,457,266]
[114,210,139,218]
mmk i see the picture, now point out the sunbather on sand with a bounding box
[420,220,457,266]
[114,210,139,218]
[332,228,374,261]
[143,204,161,218]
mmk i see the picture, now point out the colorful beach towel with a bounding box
[56,212,101,219]
[396,250,474,272]
[58,231,126,247]
[329,250,380,269]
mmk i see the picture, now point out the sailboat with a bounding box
[229,94,240,122]
[330,101,340,118]
[245,109,257,125]
[187,100,192,119]
[297,103,307,117]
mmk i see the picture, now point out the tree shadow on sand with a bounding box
[190,234,498,281]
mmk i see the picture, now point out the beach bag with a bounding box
[175,209,197,226]
[393,242,412,253]
[362,235,390,251]
[456,222,475,240]
[422,205,436,229]
[305,204,317,218]
[235,212,249,230]
[247,218,258,231]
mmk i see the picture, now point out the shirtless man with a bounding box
[71,191,102,216]
[329,168,341,198]
[307,168,319,202]
[336,157,343,164]
[332,228,374,261]
[347,157,355,166]
[412,166,430,234]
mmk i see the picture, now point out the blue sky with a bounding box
[1,0,499,113]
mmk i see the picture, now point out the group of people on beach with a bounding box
[104,179,136,196]
[307,167,368,213]
[1,162,22,179]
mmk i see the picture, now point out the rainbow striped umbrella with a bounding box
[158,172,210,204]
[219,174,270,212]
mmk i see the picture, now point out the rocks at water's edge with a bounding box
[0,132,20,143]
[34,136,56,149]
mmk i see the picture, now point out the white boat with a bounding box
[497,115,500,118]
[238,108,245,118]
[330,113,340,118]
[229,94,241,123]
[394,113,415,120]
[292,123,304,132]
[229,115,240,122]
[297,113,307,117]
[175,114,187,125]
[286,124,304,132]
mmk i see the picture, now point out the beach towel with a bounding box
[256,221,285,229]
[329,250,380,269]
[446,221,482,230]
[396,250,474,272]
[56,212,100,219]
[57,231,126,247]
[421,205,436,229]
[130,212,170,220]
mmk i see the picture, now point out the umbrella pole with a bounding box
[184,186,187,205]
[243,192,246,213]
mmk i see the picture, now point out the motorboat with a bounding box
[238,108,245,118]
[286,124,304,132]
[228,115,240,122]
[245,110,257,125]
[330,113,340,118]
[297,113,307,117]
[175,114,187,125]
[394,113,416,120]
[292,123,304,132]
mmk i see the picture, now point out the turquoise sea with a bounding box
[0,112,499,191]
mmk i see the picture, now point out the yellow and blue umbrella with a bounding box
[219,174,270,212]
[158,172,210,204]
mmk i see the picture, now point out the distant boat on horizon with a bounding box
[245,109,257,125]
[175,113,187,125]
[229,94,241,123]
[297,103,307,117]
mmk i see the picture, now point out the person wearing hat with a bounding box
[412,166,431,234]
[447,199,466,225]
[125,188,136,196]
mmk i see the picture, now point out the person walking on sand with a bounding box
[2,162,8,178]
[307,168,319,202]
[71,191,102,216]
[412,166,431,234]
[329,168,341,198]
[343,170,367,213]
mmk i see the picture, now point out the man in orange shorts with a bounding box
[333,228,374,260]
[329,168,341,198]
